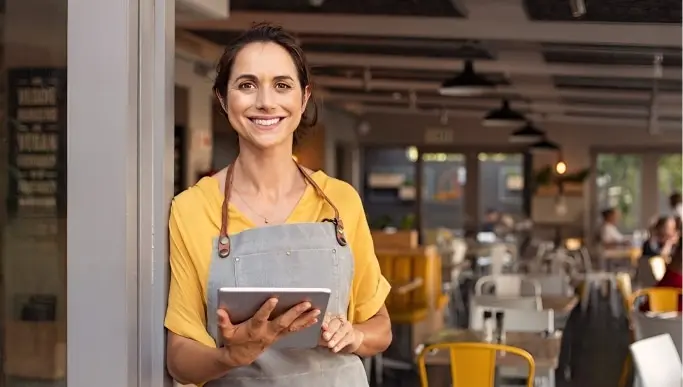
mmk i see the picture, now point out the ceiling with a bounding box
[177,0,682,131]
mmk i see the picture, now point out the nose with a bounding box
[255,86,276,111]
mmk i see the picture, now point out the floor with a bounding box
[372,290,632,387]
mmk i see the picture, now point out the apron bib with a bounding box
[204,163,369,387]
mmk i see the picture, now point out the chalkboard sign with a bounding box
[7,68,67,219]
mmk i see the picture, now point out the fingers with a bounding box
[321,317,343,342]
[250,298,279,328]
[326,319,352,351]
[287,308,321,332]
[217,308,237,340]
[272,301,312,331]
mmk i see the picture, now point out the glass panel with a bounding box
[596,154,642,231]
[421,152,466,237]
[477,153,524,223]
[0,0,68,385]
[362,147,417,230]
[658,153,683,215]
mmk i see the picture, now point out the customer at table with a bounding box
[641,216,678,259]
[598,208,630,247]
[640,238,682,312]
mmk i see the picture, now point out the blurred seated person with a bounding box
[642,216,679,259]
[669,192,682,218]
[481,208,500,233]
[598,208,630,248]
[639,237,681,312]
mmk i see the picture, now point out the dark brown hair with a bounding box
[670,192,682,208]
[212,23,318,148]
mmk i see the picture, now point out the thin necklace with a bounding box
[232,189,274,224]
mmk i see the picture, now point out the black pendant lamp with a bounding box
[439,60,496,96]
[483,99,526,127]
[509,122,545,143]
[529,136,561,154]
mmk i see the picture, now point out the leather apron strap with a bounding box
[217,162,347,258]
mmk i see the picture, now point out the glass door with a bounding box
[477,153,525,227]
[420,151,467,241]
[596,154,642,231]
[657,153,682,215]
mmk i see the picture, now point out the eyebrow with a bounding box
[233,74,296,83]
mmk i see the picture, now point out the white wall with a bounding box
[175,56,214,185]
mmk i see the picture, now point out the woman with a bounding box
[165,24,392,386]
[642,216,678,258]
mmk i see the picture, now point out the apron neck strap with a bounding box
[217,161,347,258]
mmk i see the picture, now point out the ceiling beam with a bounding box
[180,11,681,47]
[313,75,682,105]
[323,92,682,117]
[353,105,682,131]
[306,52,681,80]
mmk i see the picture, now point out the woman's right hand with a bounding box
[217,298,320,367]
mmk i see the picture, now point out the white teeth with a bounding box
[252,118,280,126]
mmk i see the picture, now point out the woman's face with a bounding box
[224,42,310,150]
[657,218,677,241]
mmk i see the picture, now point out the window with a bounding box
[596,154,642,230]
[421,152,467,233]
[658,153,682,215]
[478,153,524,220]
[362,147,417,230]
[1,0,67,383]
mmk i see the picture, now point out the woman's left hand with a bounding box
[320,315,364,353]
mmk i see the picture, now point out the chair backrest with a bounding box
[615,272,633,312]
[451,238,467,265]
[630,334,682,387]
[527,273,572,296]
[377,246,442,314]
[416,342,535,387]
[630,287,682,313]
[475,275,541,297]
[633,313,683,358]
[490,244,508,275]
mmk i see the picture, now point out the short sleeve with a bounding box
[164,201,216,348]
[350,204,391,323]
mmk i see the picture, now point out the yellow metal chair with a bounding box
[629,287,682,312]
[416,342,536,387]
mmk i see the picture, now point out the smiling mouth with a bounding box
[249,117,283,127]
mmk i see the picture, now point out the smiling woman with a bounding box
[165,23,392,387]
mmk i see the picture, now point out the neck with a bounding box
[234,140,300,196]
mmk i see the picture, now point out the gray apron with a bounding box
[204,164,370,387]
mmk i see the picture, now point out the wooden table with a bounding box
[422,329,563,370]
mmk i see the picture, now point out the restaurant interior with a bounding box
[0,0,680,386]
[172,1,682,387]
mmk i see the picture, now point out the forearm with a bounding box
[353,312,392,357]
[167,334,236,385]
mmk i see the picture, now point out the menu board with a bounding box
[7,68,67,219]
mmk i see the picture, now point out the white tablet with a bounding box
[217,287,331,350]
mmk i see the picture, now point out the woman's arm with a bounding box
[167,333,235,385]
[353,305,392,357]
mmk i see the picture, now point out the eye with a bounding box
[238,82,256,90]
[275,82,292,90]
